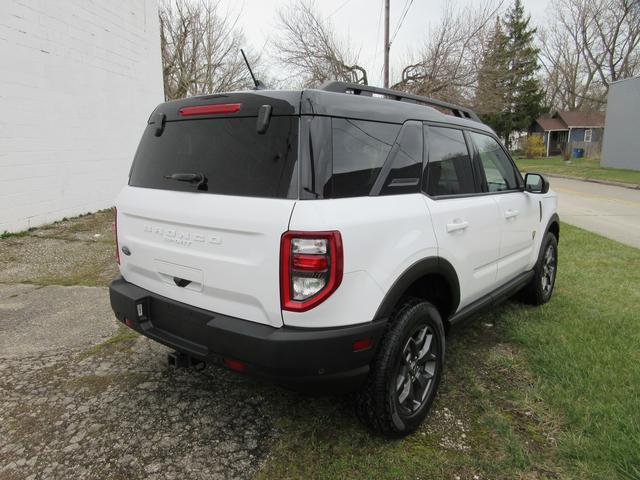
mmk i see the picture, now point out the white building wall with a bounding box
[0,0,164,233]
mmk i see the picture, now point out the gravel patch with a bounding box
[30,209,116,244]
[427,406,472,452]
[0,336,274,480]
[0,236,117,286]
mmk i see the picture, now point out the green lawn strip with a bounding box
[515,156,640,185]
[0,229,34,239]
[256,224,640,479]
[506,223,640,479]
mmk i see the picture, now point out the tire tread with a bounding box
[355,298,444,437]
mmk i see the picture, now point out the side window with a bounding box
[300,116,333,199]
[424,126,476,196]
[377,121,423,195]
[468,131,520,192]
[331,118,400,198]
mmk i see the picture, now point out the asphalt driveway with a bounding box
[552,177,640,249]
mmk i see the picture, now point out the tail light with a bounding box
[280,231,343,312]
[113,208,120,265]
[223,357,246,372]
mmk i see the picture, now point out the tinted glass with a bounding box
[424,127,475,196]
[332,118,400,198]
[469,131,520,192]
[129,116,298,198]
[378,121,423,195]
[300,116,333,199]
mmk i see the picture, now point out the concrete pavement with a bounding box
[550,176,640,249]
[0,284,117,357]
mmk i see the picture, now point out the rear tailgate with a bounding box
[116,189,294,327]
[117,98,300,328]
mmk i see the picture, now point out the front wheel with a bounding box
[521,232,558,305]
[355,299,445,438]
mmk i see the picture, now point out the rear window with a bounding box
[129,116,299,199]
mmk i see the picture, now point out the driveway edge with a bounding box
[521,171,640,190]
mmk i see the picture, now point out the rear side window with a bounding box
[129,116,298,199]
[377,121,423,195]
[299,116,333,199]
[468,131,521,192]
[331,118,400,198]
[424,126,475,196]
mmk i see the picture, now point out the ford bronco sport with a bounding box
[109,81,559,437]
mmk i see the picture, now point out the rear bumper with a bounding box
[109,276,386,392]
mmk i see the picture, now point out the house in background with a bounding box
[532,111,606,157]
[0,0,163,233]
[602,76,640,171]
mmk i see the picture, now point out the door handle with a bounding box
[446,219,469,233]
[504,209,519,219]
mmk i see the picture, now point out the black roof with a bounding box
[150,82,493,134]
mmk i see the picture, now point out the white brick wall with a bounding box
[0,0,163,233]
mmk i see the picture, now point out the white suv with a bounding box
[109,82,559,437]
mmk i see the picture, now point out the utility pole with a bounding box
[383,0,390,88]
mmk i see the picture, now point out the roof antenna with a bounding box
[241,49,264,90]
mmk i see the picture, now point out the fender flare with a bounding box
[374,257,460,321]
[544,213,560,243]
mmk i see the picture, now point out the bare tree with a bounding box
[538,20,599,110]
[578,0,640,86]
[273,1,367,88]
[392,0,504,105]
[539,0,640,110]
[159,0,259,100]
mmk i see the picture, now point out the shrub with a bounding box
[524,135,545,158]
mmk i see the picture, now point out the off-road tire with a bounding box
[355,299,445,438]
[520,232,558,305]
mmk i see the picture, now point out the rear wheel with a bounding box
[521,232,558,305]
[355,299,445,438]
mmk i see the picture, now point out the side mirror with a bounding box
[524,173,549,194]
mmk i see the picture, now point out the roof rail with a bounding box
[320,81,481,122]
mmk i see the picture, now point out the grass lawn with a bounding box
[256,223,640,480]
[515,156,640,186]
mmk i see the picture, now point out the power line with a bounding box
[327,0,354,18]
[390,0,413,45]
[390,0,412,45]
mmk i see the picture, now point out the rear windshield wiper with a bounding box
[164,172,208,191]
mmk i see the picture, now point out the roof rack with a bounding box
[320,81,481,123]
